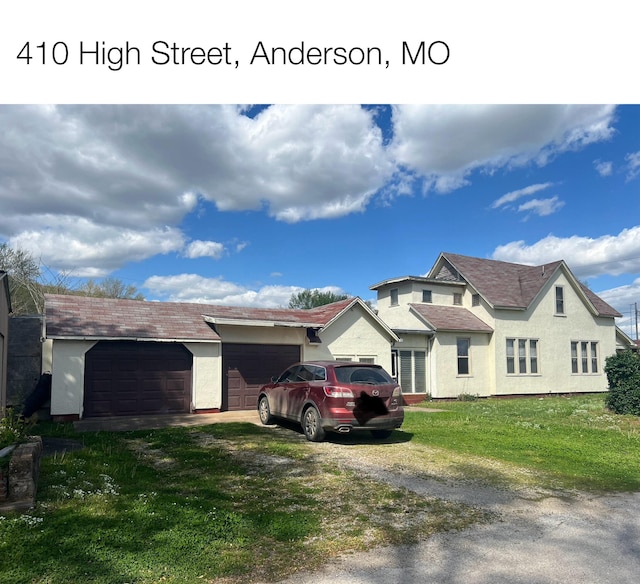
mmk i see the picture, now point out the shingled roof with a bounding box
[434,253,621,317]
[44,294,366,341]
[409,304,494,333]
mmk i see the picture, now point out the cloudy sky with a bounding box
[1,104,639,336]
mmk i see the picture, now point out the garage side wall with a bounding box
[50,340,97,419]
[184,342,222,411]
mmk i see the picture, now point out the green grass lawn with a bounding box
[0,421,483,584]
[408,393,640,491]
[1,393,638,583]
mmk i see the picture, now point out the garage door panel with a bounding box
[84,341,192,417]
[223,344,300,411]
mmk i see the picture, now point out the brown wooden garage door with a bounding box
[222,343,300,411]
[84,341,193,417]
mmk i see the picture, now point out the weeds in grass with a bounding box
[411,394,640,491]
[0,421,485,584]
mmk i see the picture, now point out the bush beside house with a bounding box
[605,350,640,415]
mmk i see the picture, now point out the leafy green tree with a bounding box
[288,289,349,309]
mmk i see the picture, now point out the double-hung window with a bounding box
[506,338,539,375]
[457,338,470,375]
[555,286,565,315]
[571,341,599,374]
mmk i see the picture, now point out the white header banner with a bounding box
[1,1,637,103]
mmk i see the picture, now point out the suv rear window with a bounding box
[335,366,393,385]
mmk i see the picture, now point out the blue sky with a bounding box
[1,104,639,337]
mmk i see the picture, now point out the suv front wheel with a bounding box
[258,395,274,425]
[302,406,326,442]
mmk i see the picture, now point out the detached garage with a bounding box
[44,294,398,421]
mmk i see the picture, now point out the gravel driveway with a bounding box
[272,434,640,584]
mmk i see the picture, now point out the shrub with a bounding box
[0,407,34,450]
[457,393,479,402]
[604,351,640,415]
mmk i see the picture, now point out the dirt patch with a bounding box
[125,438,178,470]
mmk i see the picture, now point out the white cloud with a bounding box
[517,196,565,217]
[0,104,622,279]
[142,273,346,307]
[492,226,640,279]
[598,278,640,313]
[184,240,225,260]
[625,151,640,181]
[8,215,184,277]
[390,105,616,193]
[491,182,553,209]
[0,104,391,274]
[594,159,613,177]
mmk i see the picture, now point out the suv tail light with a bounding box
[392,386,402,397]
[323,386,355,398]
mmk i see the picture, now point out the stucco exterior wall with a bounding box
[493,271,616,395]
[50,340,97,417]
[184,342,222,410]
[309,306,394,372]
[431,331,493,398]
[215,325,305,346]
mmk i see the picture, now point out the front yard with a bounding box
[1,394,639,583]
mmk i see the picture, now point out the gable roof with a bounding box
[44,294,397,342]
[409,304,494,333]
[430,253,621,317]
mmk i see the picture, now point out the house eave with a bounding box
[203,315,322,329]
[48,335,221,343]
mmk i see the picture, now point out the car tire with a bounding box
[370,429,393,439]
[302,406,325,442]
[258,395,274,425]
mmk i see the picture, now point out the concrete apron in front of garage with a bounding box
[73,411,262,432]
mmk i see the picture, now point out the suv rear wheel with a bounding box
[302,406,326,442]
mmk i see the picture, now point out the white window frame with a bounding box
[555,286,565,315]
[457,337,471,376]
[506,338,539,375]
[571,341,599,374]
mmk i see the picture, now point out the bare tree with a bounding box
[0,243,144,314]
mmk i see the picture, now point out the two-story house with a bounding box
[371,252,626,400]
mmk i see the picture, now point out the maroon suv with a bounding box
[257,360,404,441]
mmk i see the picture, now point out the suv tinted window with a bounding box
[298,364,326,381]
[335,366,393,385]
[278,367,299,382]
[278,365,326,382]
